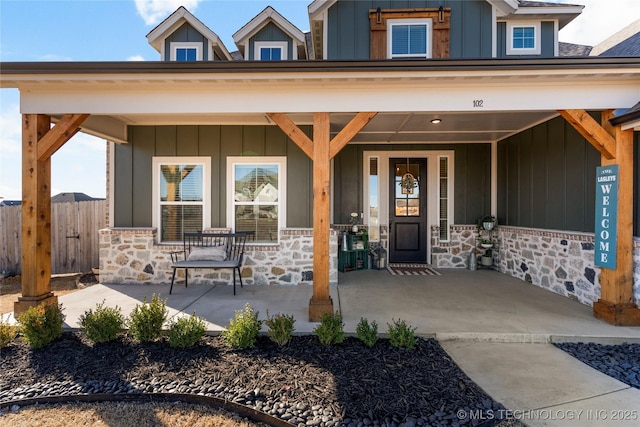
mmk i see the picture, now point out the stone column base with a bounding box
[308,297,334,322]
[14,293,58,317]
[593,299,640,326]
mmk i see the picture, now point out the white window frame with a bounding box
[170,42,203,61]
[506,21,541,55]
[152,156,211,244]
[226,156,287,244]
[387,18,432,59]
[254,41,288,61]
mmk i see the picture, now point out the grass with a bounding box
[0,401,266,427]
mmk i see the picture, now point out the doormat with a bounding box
[387,263,442,276]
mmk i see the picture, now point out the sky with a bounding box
[1,0,639,201]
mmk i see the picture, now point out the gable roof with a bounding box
[559,42,592,57]
[496,0,584,29]
[591,19,640,57]
[232,6,306,60]
[146,6,232,60]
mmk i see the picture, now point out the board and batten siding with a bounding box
[496,21,556,58]
[326,0,493,60]
[497,115,602,233]
[332,143,491,225]
[163,22,211,61]
[113,125,313,230]
[249,22,294,60]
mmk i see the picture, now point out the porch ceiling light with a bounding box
[431,118,442,124]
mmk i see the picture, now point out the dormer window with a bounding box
[170,42,202,61]
[506,22,541,55]
[254,41,288,60]
[387,19,432,59]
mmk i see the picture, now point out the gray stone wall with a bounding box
[99,228,338,288]
[430,225,640,307]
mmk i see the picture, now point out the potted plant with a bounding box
[479,239,494,249]
[477,215,496,231]
[481,248,493,266]
[349,212,360,233]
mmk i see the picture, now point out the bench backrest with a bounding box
[183,232,247,262]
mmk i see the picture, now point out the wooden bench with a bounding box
[170,232,247,295]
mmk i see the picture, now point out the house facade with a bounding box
[2,0,639,324]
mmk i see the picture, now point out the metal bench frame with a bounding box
[170,232,247,295]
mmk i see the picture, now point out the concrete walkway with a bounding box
[14,268,640,426]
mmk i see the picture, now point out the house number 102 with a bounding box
[473,100,484,108]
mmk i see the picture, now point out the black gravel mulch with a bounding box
[554,342,640,389]
[0,333,508,426]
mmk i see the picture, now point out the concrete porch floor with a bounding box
[13,268,640,426]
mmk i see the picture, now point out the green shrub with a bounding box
[79,300,125,343]
[18,303,66,349]
[264,311,295,346]
[313,311,344,345]
[222,303,262,349]
[127,294,168,343]
[356,317,378,348]
[0,315,18,348]
[387,318,417,350]
[167,313,207,348]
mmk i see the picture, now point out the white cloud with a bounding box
[127,55,146,61]
[39,53,73,61]
[557,0,640,46]
[135,0,203,26]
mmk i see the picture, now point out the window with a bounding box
[170,42,202,61]
[438,156,450,241]
[506,22,541,55]
[387,19,432,58]
[153,157,211,243]
[367,156,380,242]
[254,41,287,61]
[227,157,286,243]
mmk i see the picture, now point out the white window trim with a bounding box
[363,151,454,258]
[506,21,541,55]
[254,41,288,60]
[226,156,287,243]
[387,18,433,59]
[152,156,211,243]
[170,42,203,61]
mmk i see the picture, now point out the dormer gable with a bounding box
[146,6,232,61]
[232,6,307,60]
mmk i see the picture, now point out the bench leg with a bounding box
[170,268,177,294]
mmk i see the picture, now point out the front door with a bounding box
[389,158,427,263]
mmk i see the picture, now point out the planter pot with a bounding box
[482,221,494,230]
[481,255,493,266]
[352,225,358,233]
[480,243,493,249]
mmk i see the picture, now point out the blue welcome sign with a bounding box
[594,165,618,269]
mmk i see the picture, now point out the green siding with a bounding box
[163,23,209,61]
[497,21,556,58]
[113,125,313,229]
[249,22,294,60]
[327,0,494,60]
[498,115,601,232]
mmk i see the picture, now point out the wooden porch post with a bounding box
[14,113,89,316]
[267,112,377,321]
[559,109,640,326]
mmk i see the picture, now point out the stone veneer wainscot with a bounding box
[99,228,338,288]
[431,225,640,307]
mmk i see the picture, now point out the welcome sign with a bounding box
[594,165,618,269]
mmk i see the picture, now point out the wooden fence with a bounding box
[0,200,106,275]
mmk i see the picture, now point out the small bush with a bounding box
[356,317,378,348]
[313,311,344,345]
[18,303,66,349]
[167,313,207,348]
[264,311,295,346]
[387,318,417,350]
[0,315,18,348]
[222,303,262,349]
[127,294,168,343]
[79,300,125,343]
